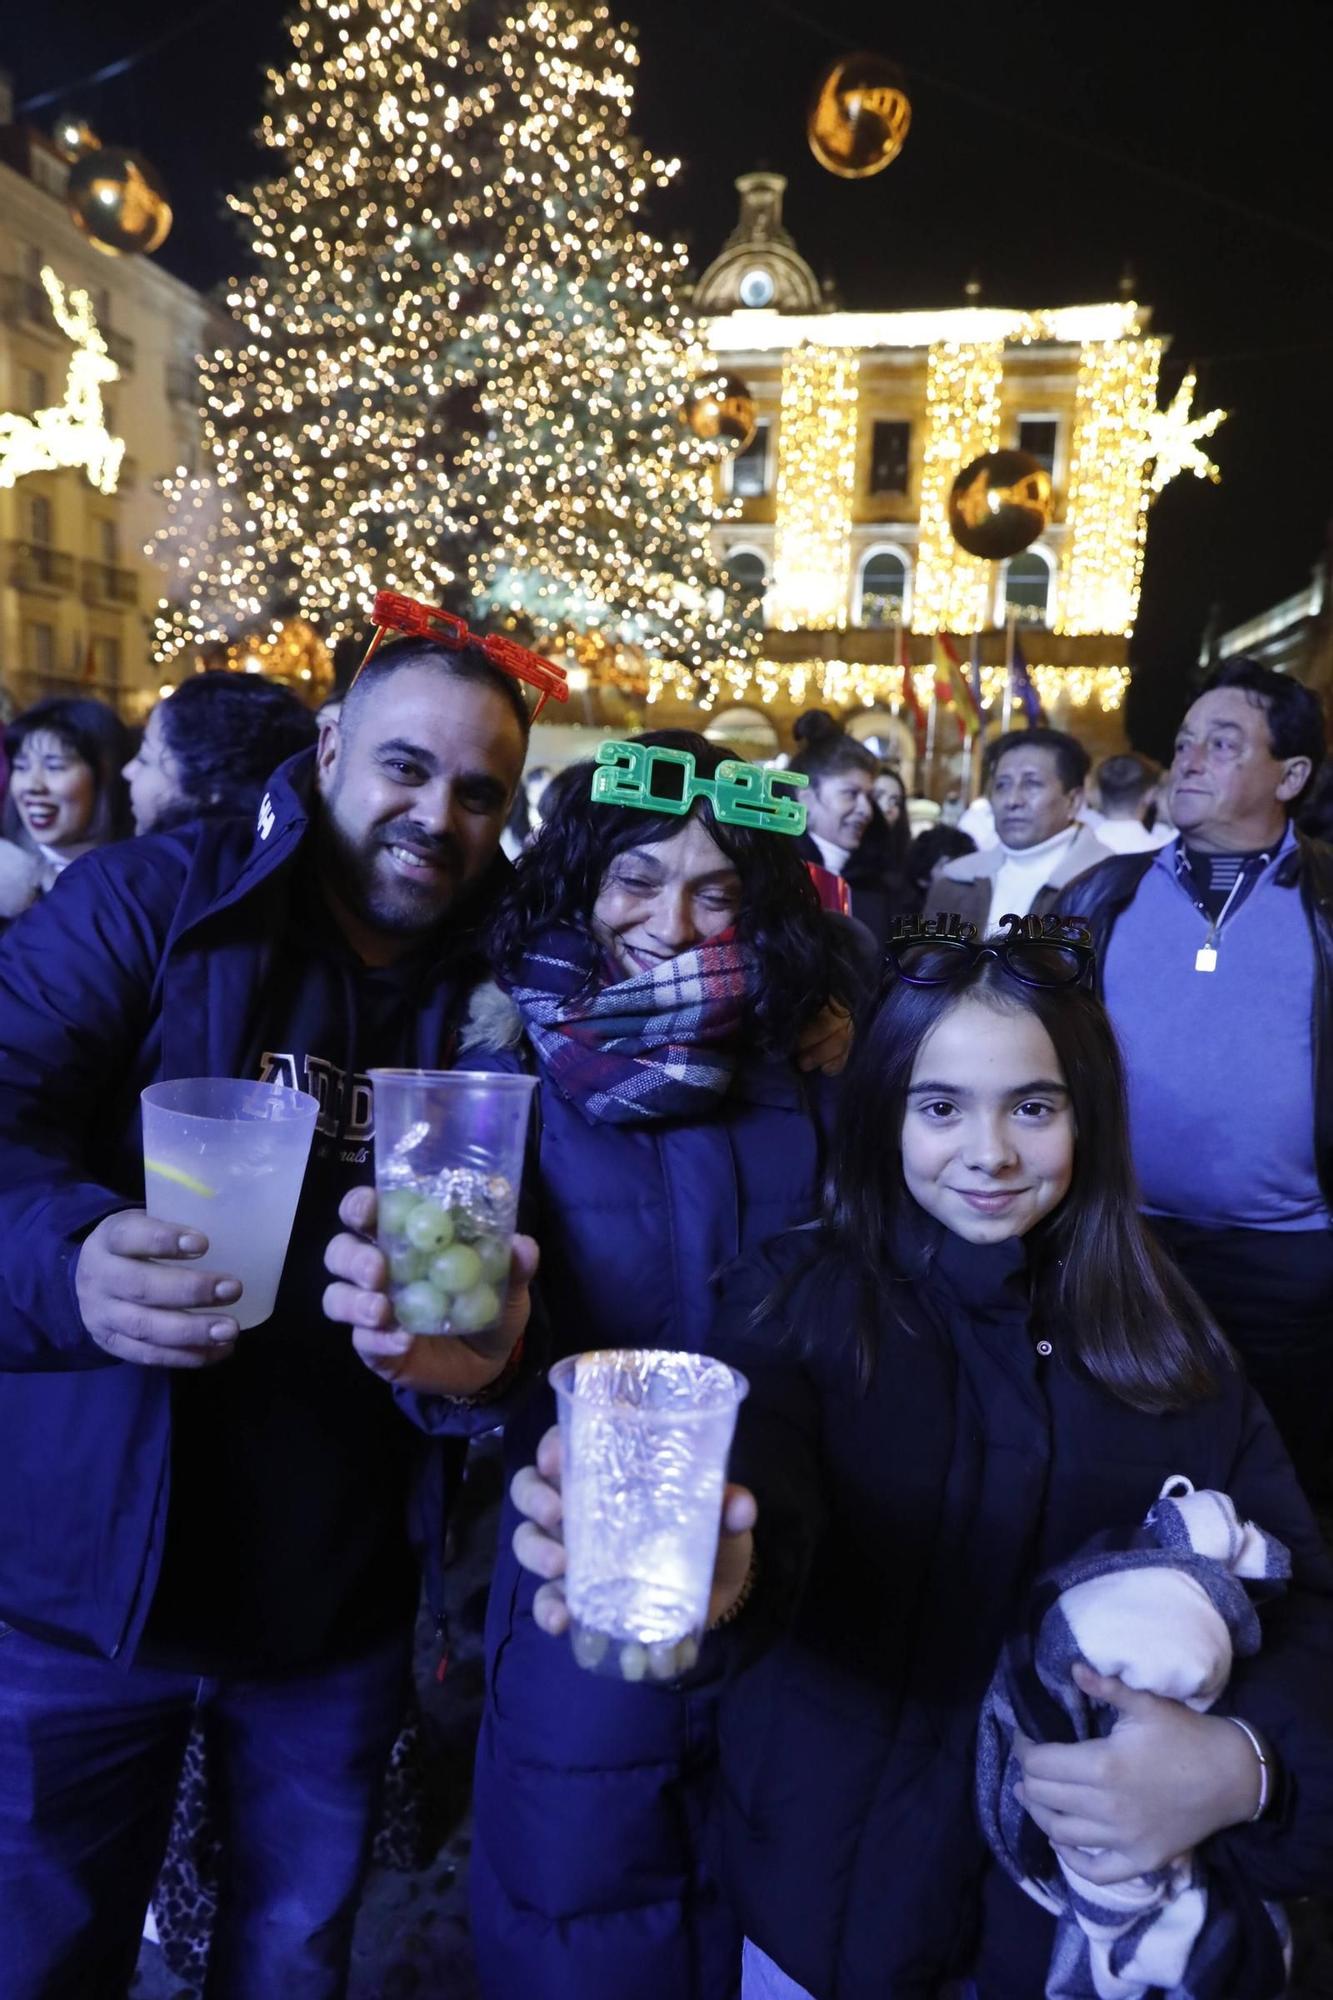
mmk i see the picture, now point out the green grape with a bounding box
[429,1243,483,1294]
[393,1280,447,1334]
[449,1204,481,1243]
[379,1187,419,1235]
[404,1201,455,1252]
[619,1642,648,1683]
[571,1623,609,1670]
[388,1245,427,1287]
[449,1281,501,1334]
[474,1233,511,1285]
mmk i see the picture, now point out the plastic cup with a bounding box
[368,1069,536,1338]
[551,1348,749,1683]
[141,1078,319,1330]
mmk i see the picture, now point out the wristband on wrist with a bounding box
[708,1546,758,1632]
[447,1332,525,1407]
[1224,1714,1272,1822]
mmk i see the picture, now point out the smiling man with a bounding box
[0,635,532,1997]
[1064,658,1333,1499]
[927,727,1111,934]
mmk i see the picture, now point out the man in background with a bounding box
[1090,752,1172,853]
[926,727,1110,932]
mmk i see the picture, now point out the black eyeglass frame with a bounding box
[885,911,1095,988]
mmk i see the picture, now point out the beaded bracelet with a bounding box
[1224,1714,1272,1822]
[708,1547,759,1632]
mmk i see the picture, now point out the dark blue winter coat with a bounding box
[707,1224,1333,2000]
[0,753,495,1662]
[459,986,835,2000]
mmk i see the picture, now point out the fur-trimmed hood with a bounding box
[458,979,526,1055]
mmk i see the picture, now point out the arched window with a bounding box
[857,547,909,627]
[1003,550,1051,626]
[725,547,768,594]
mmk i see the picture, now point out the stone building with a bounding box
[0,77,222,718]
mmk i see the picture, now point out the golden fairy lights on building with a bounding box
[670,172,1226,746]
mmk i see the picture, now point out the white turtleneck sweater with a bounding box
[986,823,1080,931]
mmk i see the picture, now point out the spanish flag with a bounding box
[932,633,982,739]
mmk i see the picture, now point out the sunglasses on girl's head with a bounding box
[886,912,1095,989]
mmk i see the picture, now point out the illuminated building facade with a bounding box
[0,79,222,717]
[665,173,1219,767]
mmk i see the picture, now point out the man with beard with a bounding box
[0,635,535,1999]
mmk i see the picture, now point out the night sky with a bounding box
[7,0,1332,753]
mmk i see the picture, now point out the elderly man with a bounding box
[1065,658,1333,1498]
[926,726,1111,933]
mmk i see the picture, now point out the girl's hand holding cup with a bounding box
[511,1422,758,1639]
[323,1185,537,1397]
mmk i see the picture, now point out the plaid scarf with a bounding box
[502,921,763,1125]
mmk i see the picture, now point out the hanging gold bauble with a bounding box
[682,371,757,450]
[52,114,100,164]
[807,53,912,180]
[948,448,1053,560]
[67,147,173,257]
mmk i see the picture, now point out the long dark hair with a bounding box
[2,697,133,848]
[823,955,1230,1412]
[151,672,318,832]
[873,765,911,871]
[489,731,849,1053]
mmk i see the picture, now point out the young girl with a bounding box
[512,921,1333,1999]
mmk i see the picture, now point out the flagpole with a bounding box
[1002,607,1018,734]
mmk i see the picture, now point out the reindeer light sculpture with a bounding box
[0,268,126,495]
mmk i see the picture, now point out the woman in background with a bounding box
[123,671,318,836]
[0,696,131,927]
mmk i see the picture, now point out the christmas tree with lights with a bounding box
[154,0,755,683]
[152,0,482,669]
[452,0,756,677]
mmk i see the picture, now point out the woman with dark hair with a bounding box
[122,671,318,835]
[454,731,859,1999]
[872,763,911,869]
[512,928,1333,1998]
[790,712,916,939]
[0,697,132,923]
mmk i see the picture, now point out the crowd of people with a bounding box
[0,641,1330,2000]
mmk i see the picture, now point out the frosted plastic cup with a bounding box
[551,1349,750,1683]
[141,1078,319,1330]
[368,1069,536,1338]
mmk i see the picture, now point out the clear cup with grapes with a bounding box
[368,1069,536,1337]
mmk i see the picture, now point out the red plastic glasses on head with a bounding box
[355,589,571,718]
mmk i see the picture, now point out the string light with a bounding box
[0,268,124,495]
[1054,336,1161,637]
[767,344,859,629]
[454,1,753,673]
[152,0,754,676]
[645,654,1130,715]
[910,341,1003,634]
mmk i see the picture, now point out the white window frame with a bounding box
[854,542,913,627]
[996,544,1055,627]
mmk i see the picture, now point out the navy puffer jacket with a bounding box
[460,985,835,2000]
